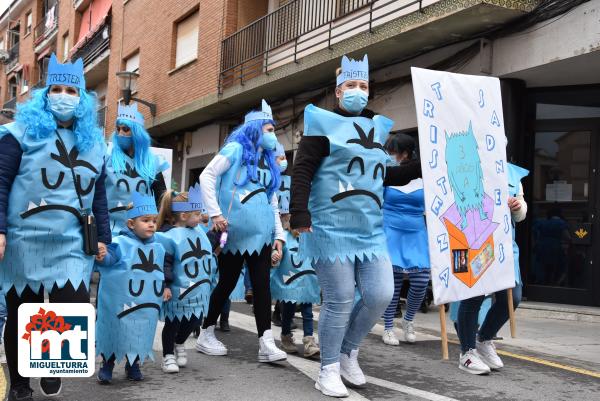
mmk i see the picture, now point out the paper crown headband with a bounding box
[117,102,145,126]
[46,53,86,90]
[336,54,369,86]
[127,191,158,219]
[244,99,273,124]
[172,183,205,213]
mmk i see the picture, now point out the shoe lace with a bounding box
[405,321,415,335]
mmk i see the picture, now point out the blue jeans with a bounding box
[281,302,314,337]
[457,284,522,353]
[243,266,252,291]
[314,256,393,367]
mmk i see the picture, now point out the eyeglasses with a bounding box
[117,125,131,133]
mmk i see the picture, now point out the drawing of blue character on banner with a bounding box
[156,184,213,322]
[96,192,165,365]
[298,100,394,263]
[0,53,107,297]
[105,102,170,235]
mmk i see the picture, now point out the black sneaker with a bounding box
[39,377,62,397]
[7,385,33,401]
[244,289,253,304]
[219,320,231,332]
[271,310,282,327]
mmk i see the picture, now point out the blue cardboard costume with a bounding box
[383,179,430,272]
[96,192,165,363]
[214,100,279,255]
[156,184,213,321]
[0,54,106,297]
[298,103,394,263]
[105,102,169,235]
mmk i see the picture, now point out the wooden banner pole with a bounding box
[439,304,449,360]
[507,288,516,338]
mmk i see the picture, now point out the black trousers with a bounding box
[4,282,90,388]
[203,245,272,337]
[161,315,201,356]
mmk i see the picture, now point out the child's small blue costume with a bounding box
[105,103,169,235]
[271,231,320,305]
[215,101,278,256]
[0,55,106,297]
[383,179,430,272]
[96,193,165,363]
[156,184,213,321]
[298,101,394,263]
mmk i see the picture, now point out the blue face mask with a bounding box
[278,160,288,172]
[341,88,368,114]
[260,131,277,151]
[47,93,80,122]
[116,134,133,151]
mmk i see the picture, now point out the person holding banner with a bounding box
[381,133,430,346]
[290,55,421,397]
[0,54,110,400]
[456,162,528,375]
[105,102,169,235]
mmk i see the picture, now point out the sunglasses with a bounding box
[117,125,131,133]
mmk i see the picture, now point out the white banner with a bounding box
[411,67,515,305]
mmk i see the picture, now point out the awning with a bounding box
[37,46,52,60]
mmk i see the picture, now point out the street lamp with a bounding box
[116,70,156,117]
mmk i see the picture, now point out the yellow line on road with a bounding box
[445,339,600,379]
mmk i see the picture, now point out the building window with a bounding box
[174,10,199,68]
[62,32,69,62]
[9,23,20,48]
[25,12,32,35]
[0,39,4,51]
[8,77,18,100]
[124,51,140,73]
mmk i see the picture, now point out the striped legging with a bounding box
[383,269,430,330]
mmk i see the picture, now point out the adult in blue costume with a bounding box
[105,102,169,235]
[155,185,213,373]
[290,55,421,397]
[196,100,287,363]
[381,134,431,346]
[0,54,110,401]
[456,162,528,375]
[96,192,167,383]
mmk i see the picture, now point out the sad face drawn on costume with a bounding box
[118,248,163,319]
[178,238,212,300]
[332,122,385,208]
[238,155,272,204]
[284,247,317,285]
[21,138,99,220]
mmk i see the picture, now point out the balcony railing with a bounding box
[219,0,423,91]
[3,97,17,111]
[5,43,19,73]
[70,18,111,67]
[34,6,59,45]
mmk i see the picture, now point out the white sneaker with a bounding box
[315,362,349,398]
[401,319,416,343]
[459,349,491,375]
[258,329,287,362]
[0,343,6,364]
[382,329,400,346]
[476,339,504,369]
[195,325,228,356]
[161,354,179,373]
[340,349,366,388]
[174,344,188,367]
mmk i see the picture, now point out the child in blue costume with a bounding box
[290,55,421,397]
[381,133,431,346]
[0,53,110,400]
[96,192,170,384]
[272,184,321,358]
[105,102,169,235]
[197,100,288,363]
[155,185,213,374]
[456,162,528,375]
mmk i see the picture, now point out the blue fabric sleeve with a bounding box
[93,162,112,244]
[0,132,22,234]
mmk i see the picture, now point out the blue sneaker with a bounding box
[97,359,114,384]
[125,361,143,381]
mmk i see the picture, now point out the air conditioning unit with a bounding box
[0,50,10,63]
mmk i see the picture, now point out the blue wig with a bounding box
[224,118,281,197]
[15,87,102,153]
[110,119,156,184]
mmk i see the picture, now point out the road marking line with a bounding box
[229,311,459,401]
